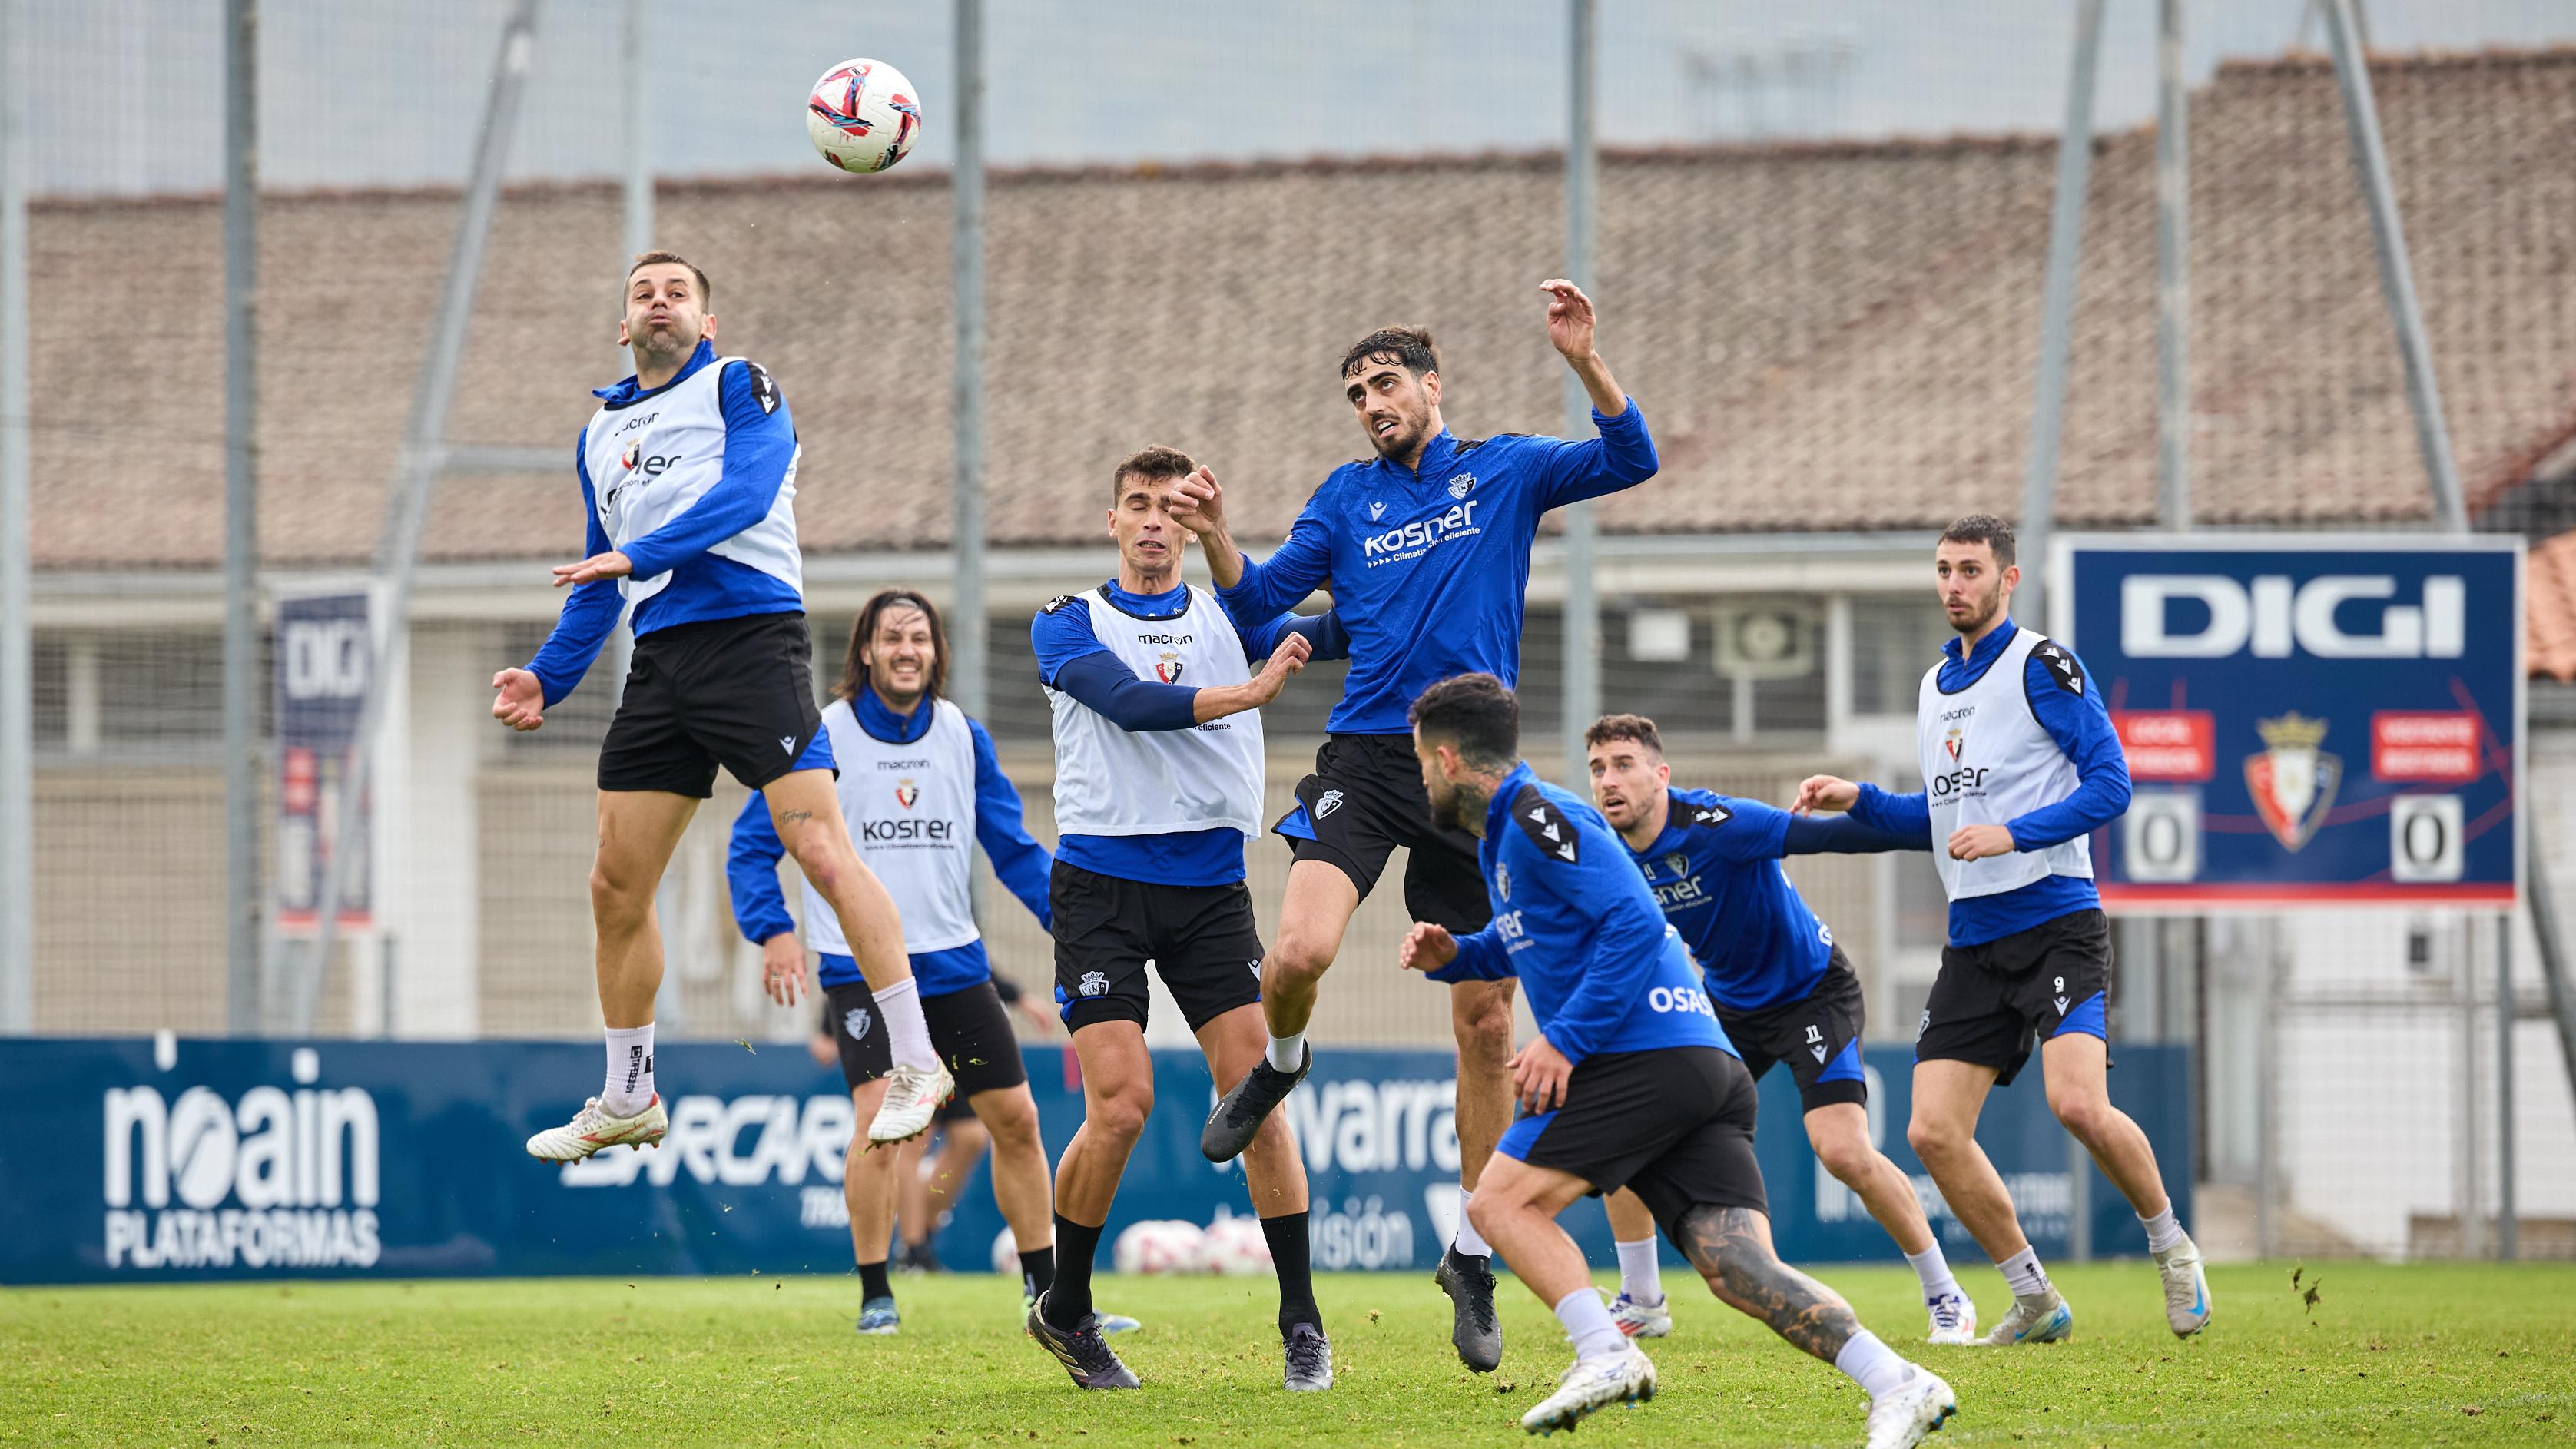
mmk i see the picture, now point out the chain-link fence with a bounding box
[10,0,2576,1258]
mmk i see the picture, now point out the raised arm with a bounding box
[618,360,797,580]
[726,789,798,946]
[1179,472,1333,619]
[1234,607,1351,667]
[1532,280,1658,509]
[967,717,1053,928]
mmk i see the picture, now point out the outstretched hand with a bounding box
[491,668,545,732]
[552,551,633,589]
[1246,629,1312,705]
[1791,774,1859,817]
[1398,921,1458,973]
[1169,465,1228,537]
[1540,278,1597,360]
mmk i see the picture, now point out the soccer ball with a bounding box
[1112,1219,1204,1275]
[991,1226,1019,1277]
[805,58,922,174]
[1192,1216,1275,1278]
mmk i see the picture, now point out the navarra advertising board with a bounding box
[2051,534,2522,909]
[0,1036,2188,1285]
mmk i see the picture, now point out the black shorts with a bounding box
[1918,908,2112,1086]
[1719,947,1869,1112]
[1497,1046,1767,1239]
[1273,732,1492,934]
[1049,862,1265,1033]
[598,612,826,797]
[821,979,1029,1099]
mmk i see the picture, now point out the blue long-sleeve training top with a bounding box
[1030,578,1348,887]
[1424,761,1731,1066]
[1216,400,1657,735]
[726,688,1051,996]
[525,340,804,706]
[1848,618,2133,946]
[1626,788,1925,1016]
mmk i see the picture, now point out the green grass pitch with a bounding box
[5,1262,2571,1446]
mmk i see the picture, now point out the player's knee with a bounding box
[1813,1132,1877,1186]
[1907,1115,1962,1166]
[1267,930,1333,991]
[787,837,847,894]
[587,860,652,925]
[980,1094,1041,1150]
[1451,1000,1514,1070]
[2050,1091,2107,1141]
[1087,1082,1154,1143]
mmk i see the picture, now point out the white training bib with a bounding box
[801,698,980,956]
[1043,585,1265,840]
[1917,626,2094,901]
[582,354,803,608]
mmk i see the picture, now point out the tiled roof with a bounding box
[2528,530,2576,682]
[26,49,2576,570]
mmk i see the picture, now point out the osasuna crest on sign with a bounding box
[2245,711,2341,851]
[1447,473,1476,499]
[1078,971,1109,998]
[1155,651,1185,684]
[894,778,920,810]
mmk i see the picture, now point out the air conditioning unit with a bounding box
[1712,600,1815,681]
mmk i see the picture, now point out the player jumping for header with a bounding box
[1398,674,1957,1445]
[1580,711,1974,1345]
[1176,281,1658,1372]
[1794,514,2210,1344]
[499,252,949,1162]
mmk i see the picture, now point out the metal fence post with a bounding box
[2016,0,2104,630]
[2155,0,2190,531]
[950,0,988,726]
[222,0,263,1035]
[1559,0,1599,784]
[2459,918,2484,1258]
[2497,912,2515,1261]
[0,0,31,1035]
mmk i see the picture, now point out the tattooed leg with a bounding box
[1675,1204,1861,1364]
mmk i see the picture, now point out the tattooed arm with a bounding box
[1675,1204,1862,1364]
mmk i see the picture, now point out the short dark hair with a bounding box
[1583,713,1664,757]
[1341,326,1439,381]
[1409,672,1519,771]
[1111,444,1196,501]
[838,589,947,704]
[1939,513,2016,569]
[626,250,711,306]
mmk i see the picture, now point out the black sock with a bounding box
[858,1259,892,1301]
[1019,1245,1057,1301]
[1046,1215,1102,1328]
[1261,1211,1321,1335]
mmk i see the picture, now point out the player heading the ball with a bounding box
[1177,280,1658,1374]
[498,252,950,1163]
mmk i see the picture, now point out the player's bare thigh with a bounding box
[1268,857,1361,983]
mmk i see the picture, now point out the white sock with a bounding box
[1996,1245,2052,1301]
[872,977,937,1072]
[1614,1238,1664,1306]
[1452,1192,1494,1259]
[602,1023,655,1117]
[1266,1031,1306,1073]
[1553,1286,1629,1361]
[1832,1329,1916,1398]
[1905,1241,1963,1305]
[2139,1203,2186,1253]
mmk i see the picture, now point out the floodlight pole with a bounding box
[1560,0,1598,785]
[2016,0,2103,634]
[951,0,988,725]
[293,0,540,1033]
[222,0,262,1034]
[0,0,30,1033]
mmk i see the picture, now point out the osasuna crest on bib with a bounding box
[894,778,920,810]
[1155,651,1185,684]
[2244,712,2340,850]
[802,698,980,957]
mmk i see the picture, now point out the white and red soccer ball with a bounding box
[805,58,921,174]
[1113,1219,1204,1276]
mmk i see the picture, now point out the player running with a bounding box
[1581,712,1977,1346]
[1397,675,1956,1445]
[1794,514,2211,1345]
[728,589,1131,1338]
[1179,281,1657,1371]
[1023,447,1348,1393]
[499,252,947,1162]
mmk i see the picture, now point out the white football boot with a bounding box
[525,1096,666,1162]
[1977,1288,2074,1346]
[1864,1367,1958,1449]
[1607,1290,1673,1339]
[867,1059,956,1145]
[2152,1233,2213,1338]
[1924,1292,1978,1346]
[1520,1345,1656,1435]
